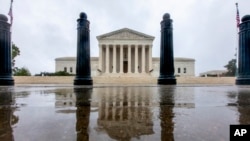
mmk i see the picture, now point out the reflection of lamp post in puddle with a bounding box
[236,89,250,124]
[158,86,175,141]
[0,90,18,141]
[74,88,92,141]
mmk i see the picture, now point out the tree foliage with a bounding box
[14,67,31,76]
[224,59,237,76]
[53,71,72,76]
[11,44,32,76]
[35,71,73,76]
[12,43,20,72]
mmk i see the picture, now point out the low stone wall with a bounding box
[176,77,235,84]
[14,76,236,84]
[14,76,74,84]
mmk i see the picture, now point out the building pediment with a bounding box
[97,28,155,40]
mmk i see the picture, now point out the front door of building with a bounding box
[123,61,128,73]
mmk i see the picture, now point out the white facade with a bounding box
[97,28,154,75]
[55,28,195,77]
[199,70,227,77]
[151,57,195,77]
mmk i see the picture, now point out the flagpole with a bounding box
[235,26,239,77]
[8,0,13,31]
[8,0,14,70]
[235,2,240,77]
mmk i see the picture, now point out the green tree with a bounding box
[224,59,237,76]
[12,43,20,72]
[53,71,72,76]
[14,67,31,76]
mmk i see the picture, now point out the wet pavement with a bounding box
[0,84,249,141]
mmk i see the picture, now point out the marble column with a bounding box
[128,45,131,73]
[135,45,138,73]
[149,45,152,72]
[142,45,146,73]
[98,44,102,72]
[113,45,116,73]
[120,45,123,73]
[105,45,109,73]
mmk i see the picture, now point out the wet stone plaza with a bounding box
[0,84,250,141]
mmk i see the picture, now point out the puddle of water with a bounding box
[0,85,249,141]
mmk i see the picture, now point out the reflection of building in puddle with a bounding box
[54,88,92,140]
[43,88,78,114]
[93,87,154,140]
[54,89,76,108]
[174,87,195,108]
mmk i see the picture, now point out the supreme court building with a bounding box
[55,28,195,77]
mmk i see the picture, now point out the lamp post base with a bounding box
[74,77,93,85]
[0,77,14,86]
[158,77,176,85]
[236,77,250,85]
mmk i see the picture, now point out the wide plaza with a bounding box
[0,84,249,141]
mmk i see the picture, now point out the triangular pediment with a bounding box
[97,28,154,40]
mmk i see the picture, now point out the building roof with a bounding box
[152,57,195,62]
[174,57,195,61]
[199,70,227,76]
[56,57,195,62]
[55,57,98,61]
[55,57,76,61]
[96,28,155,40]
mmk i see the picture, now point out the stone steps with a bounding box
[99,73,152,77]
[93,76,157,84]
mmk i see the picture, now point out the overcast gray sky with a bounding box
[0,0,249,75]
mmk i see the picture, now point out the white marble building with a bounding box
[55,28,195,77]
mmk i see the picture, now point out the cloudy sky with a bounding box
[0,0,249,75]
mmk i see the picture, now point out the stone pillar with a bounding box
[74,12,93,85]
[135,45,138,73]
[128,45,131,73]
[0,14,14,85]
[105,45,109,73]
[98,44,102,72]
[113,45,116,73]
[236,15,250,85]
[120,45,123,73]
[142,45,145,73]
[158,13,176,85]
[149,44,152,72]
